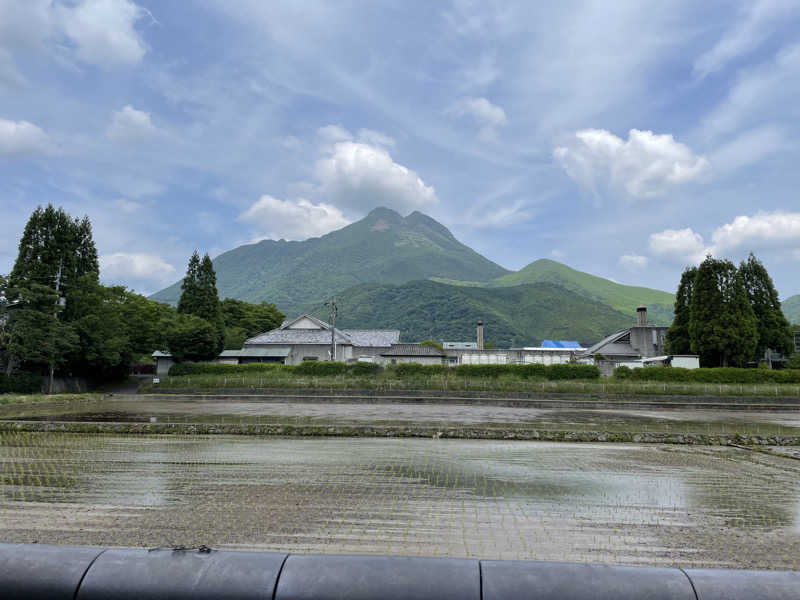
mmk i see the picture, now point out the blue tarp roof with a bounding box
[541,340,582,349]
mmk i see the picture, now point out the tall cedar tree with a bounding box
[9,204,98,292]
[738,253,793,360]
[174,252,224,357]
[6,205,98,377]
[689,256,758,367]
[665,266,697,355]
[177,251,201,315]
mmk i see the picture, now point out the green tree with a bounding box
[738,253,793,363]
[166,314,220,362]
[6,283,79,387]
[5,205,98,385]
[8,204,98,291]
[689,256,758,367]
[220,298,284,338]
[118,292,175,358]
[177,251,201,315]
[176,252,224,355]
[665,266,697,355]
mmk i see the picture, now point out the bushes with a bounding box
[613,365,632,379]
[453,364,599,380]
[168,360,384,377]
[166,360,602,381]
[0,373,42,394]
[169,362,286,376]
[622,366,800,384]
[390,363,448,376]
[293,361,349,376]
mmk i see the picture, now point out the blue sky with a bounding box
[2,0,800,298]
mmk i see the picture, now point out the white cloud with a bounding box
[100,252,176,283]
[648,228,709,264]
[554,128,710,199]
[619,254,649,269]
[317,124,353,143]
[238,196,351,240]
[693,0,795,78]
[701,44,800,140]
[708,124,787,173]
[0,48,26,88]
[710,212,800,253]
[647,212,800,266]
[357,128,395,148]
[448,96,508,141]
[0,118,52,156]
[56,0,149,68]
[113,198,143,213]
[314,140,438,213]
[106,105,159,143]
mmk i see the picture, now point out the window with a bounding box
[302,356,318,361]
[616,332,631,344]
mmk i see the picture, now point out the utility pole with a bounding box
[324,298,337,361]
[49,260,63,395]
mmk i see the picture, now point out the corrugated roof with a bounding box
[579,329,631,356]
[541,340,582,349]
[381,344,445,357]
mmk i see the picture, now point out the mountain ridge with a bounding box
[150,207,510,309]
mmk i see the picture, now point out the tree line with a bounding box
[665,254,793,367]
[0,205,284,388]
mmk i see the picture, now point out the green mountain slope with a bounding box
[305,280,634,347]
[783,295,800,324]
[151,207,510,312]
[489,259,675,325]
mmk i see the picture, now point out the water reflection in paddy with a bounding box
[3,396,800,435]
[1,434,799,569]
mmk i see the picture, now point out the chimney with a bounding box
[636,305,648,327]
[477,320,484,350]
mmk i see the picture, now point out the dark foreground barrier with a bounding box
[1,543,799,600]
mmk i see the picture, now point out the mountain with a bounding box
[151,207,510,311]
[784,295,800,324]
[305,280,634,347]
[434,258,675,325]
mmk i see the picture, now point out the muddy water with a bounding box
[1,433,799,569]
[3,397,800,434]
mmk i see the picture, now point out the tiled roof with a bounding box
[219,347,291,357]
[245,329,351,345]
[343,329,400,347]
[381,344,445,357]
[246,314,400,348]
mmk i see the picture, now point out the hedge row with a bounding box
[614,366,800,384]
[168,361,383,377]
[168,361,600,381]
[168,362,285,376]
[0,373,42,394]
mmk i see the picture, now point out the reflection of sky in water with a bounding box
[4,398,800,432]
[2,435,800,568]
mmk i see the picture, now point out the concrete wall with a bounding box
[377,355,444,366]
[629,326,667,358]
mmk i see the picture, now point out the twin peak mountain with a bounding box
[151,207,674,346]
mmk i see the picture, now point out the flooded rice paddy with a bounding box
[1,433,799,569]
[2,395,800,435]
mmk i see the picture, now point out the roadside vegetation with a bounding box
[137,361,800,397]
